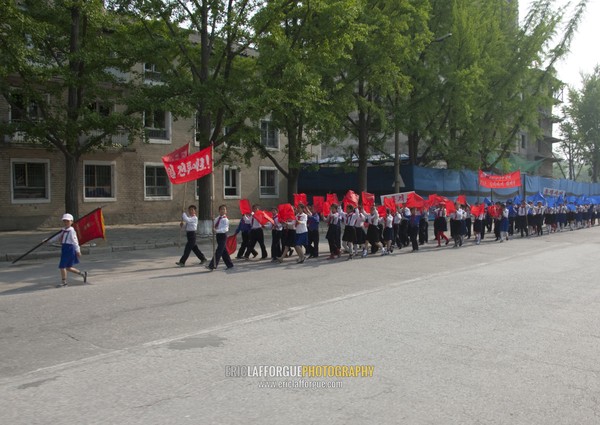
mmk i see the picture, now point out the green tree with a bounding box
[244,0,364,200]
[561,66,600,182]
[0,0,147,218]
[338,0,430,192]
[399,0,587,171]
[112,0,297,229]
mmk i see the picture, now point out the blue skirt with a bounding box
[59,244,79,268]
[295,232,308,247]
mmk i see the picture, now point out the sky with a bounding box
[518,0,600,90]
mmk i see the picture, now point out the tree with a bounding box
[561,66,600,182]
[337,0,430,192]
[244,0,364,200]
[0,0,146,218]
[398,0,588,171]
[112,0,297,230]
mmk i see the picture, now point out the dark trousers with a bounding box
[419,219,428,244]
[209,233,233,269]
[237,231,257,258]
[326,225,341,254]
[508,216,515,235]
[271,230,282,259]
[179,231,206,264]
[247,228,267,258]
[409,226,419,250]
[516,216,528,237]
[308,229,319,256]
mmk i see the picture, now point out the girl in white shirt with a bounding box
[46,213,87,287]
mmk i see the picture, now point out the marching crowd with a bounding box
[196,198,600,271]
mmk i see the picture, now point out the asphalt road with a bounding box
[1,228,600,424]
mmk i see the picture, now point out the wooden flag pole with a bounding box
[210,142,215,255]
[12,207,104,265]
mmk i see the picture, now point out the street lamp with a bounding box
[393,33,452,193]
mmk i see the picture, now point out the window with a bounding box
[259,167,278,198]
[521,134,527,149]
[224,166,240,198]
[11,159,50,202]
[144,109,170,142]
[260,120,279,149]
[143,63,162,82]
[145,164,171,199]
[88,101,112,117]
[9,93,44,123]
[84,162,115,200]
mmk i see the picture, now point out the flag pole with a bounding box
[12,207,104,265]
[179,181,188,247]
[210,141,215,255]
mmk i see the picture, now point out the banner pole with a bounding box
[12,207,104,265]
[211,142,215,255]
[179,182,188,247]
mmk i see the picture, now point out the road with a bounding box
[1,228,600,424]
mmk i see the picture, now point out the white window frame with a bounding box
[223,166,241,199]
[144,162,172,201]
[259,166,279,199]
[260,119,279,150]
[83,160,117,202]
[10,158,51,204]
[144,109,172,144]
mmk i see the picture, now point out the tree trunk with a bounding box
[408,130,418,165]
[64,153,80,218]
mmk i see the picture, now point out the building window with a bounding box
[88,101,112,117]
[260,120,279,150]
[8,93,44,123]
[84,162,115,200]
[143,63,162,82]
[521,134,527,149]
[259,167,278,198]
[224,166,240,198]
[144,109,170,142]
[11,159,50,203]
[145,164,171,199]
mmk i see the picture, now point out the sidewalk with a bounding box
[1,222,209,263]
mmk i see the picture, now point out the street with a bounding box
[1,228,600,424]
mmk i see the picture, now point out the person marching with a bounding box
[499,202,509,242]
[433,202,450,247]
[270,207,283,261]
[45,213,87,287]
[293,204,308,263]
[354,206,367,257]
[325,203,341,259]
[306,204,320,258]
[382,208,394,255]
[206,205,234,271]
[276,207,298,263]
[245,204,268,260]
[516,200,529,237]
[176,205,208,267]
[235,212,257,259]
[340,204,358,260]
[408,207,421,252]
[365,205,383,256]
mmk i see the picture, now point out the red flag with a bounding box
[313,196,324,214]
[470,204,485,216]
[406,192,425,208]
[293,193,307,208]
[362,191,375,212]
[479,170,521,189]
[456,194,467,206]
[239,199,252,215]
[326,193,339,205]
[73,208,106,245]
[226,234,237,255]
[444,199,456,214]
[322,202,331,217]
[253,210,275,226]
[377,205,388,217]
[383,196,396,212]
[278,203,295,222]
[163,145,213,184]
[343,190,359,210]
[162,143,189,162]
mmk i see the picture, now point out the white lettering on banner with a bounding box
[380,191,414,205]
[177,155,211,178]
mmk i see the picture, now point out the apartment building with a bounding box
[0,65,289,231]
